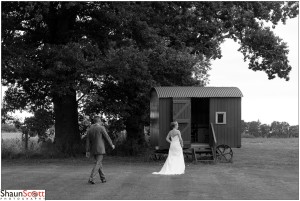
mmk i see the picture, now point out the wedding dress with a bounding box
[152,133,185,175]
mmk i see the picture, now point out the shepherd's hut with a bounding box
[150,87,243,155]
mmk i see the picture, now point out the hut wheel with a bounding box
[216,144,233,163]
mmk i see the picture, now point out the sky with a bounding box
[208,17,299,125]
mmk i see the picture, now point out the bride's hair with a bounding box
[170,121,178,129]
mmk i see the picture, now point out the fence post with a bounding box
[24,132,28,151]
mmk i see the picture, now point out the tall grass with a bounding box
[1,132,61,159]
[1,136,42,158]
[1,124,18,133]
[1,132,22,139]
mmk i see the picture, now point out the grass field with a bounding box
[235,138,298,167]
[1,137,298,200]
[1,132,23,139]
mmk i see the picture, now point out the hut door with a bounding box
[173,98,191,148]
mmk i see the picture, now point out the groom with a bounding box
[86,116,115,184]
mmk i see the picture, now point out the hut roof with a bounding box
[153,87,243,98]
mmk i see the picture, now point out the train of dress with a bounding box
[152,135,185,175]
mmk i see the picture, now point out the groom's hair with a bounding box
[93,116,101,123]
[170,121,178,129]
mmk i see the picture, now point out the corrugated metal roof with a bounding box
[153,87,243,98]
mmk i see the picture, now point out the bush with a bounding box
[241,133,255,138]
[1,124,18,133]
[109,138,149,156]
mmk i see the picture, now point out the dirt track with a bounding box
[1,138,298,200]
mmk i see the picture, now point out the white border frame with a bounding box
[216,112,226,124]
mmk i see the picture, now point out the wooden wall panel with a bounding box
[150,90,159,147]
[158,98,173,149]
[210,98,241,148]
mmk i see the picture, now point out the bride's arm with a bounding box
[178,131,184,147]
[166,132,172,143]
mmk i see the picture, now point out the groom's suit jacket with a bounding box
[86,124,113,155]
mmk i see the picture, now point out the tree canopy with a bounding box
[242,120,298,138]
[1,1,298,154]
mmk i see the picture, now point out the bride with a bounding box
[153,121,185,175]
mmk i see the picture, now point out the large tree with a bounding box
[260,124,271,138]
[270,121,290,138]
[2,2,298,154]
[82,43,206,153]
[248,120,261,137]
[289,125,299,138]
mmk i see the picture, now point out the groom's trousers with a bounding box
[90,154,105,181]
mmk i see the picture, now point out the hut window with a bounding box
[216,112,226,124]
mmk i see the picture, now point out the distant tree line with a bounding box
[241,120,298,138]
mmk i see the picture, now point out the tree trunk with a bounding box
[53,90,81,155]
[124,116,146,155]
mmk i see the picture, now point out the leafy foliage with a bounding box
[260,124,271,138]
[242,120,298,138]
[248,120,261,137]
[289,125,299,138]
[270,121,290,138]
[1,2,298,154]
[21,109,54,138]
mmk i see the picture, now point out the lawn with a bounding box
[1,138,299,200]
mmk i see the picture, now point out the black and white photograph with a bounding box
[1,1,298,200]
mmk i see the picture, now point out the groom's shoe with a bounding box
[88,179,95,184]
[101,178,107,183]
